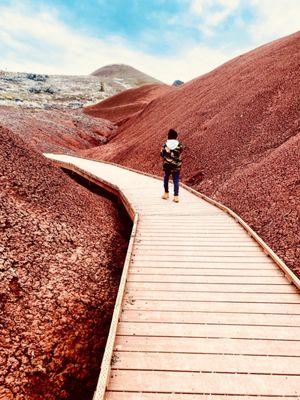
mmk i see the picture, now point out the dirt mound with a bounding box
[0,106,116,153]
[83,83,173,124]
[91,63,162,85]
[0,125,128,399]
[83,31,300,275]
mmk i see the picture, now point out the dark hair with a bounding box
[168,128,178,140]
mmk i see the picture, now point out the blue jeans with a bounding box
[164,170,180,196]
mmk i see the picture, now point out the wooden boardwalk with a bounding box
[45,154,300,400]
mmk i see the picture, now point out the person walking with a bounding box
[160,128,183,203]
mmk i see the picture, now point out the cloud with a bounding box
[0,1,242,83]
[0,1,298,84]
[248,0,300,43]
[189,0,241,36]
[189,0,300,43]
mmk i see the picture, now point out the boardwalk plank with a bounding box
[124,290,300,303]
[135,240,258,246]
[118,321,300,340]
[108,370,300,396]
[129,267,283,276]
[115,336,300,356]
[126,281,297,293]
[112,351,300,374]
[123,299,300,314]
[131,255,272,262]
[121,309,300,326]
[130,260,275,269]
[132,248,265,256]
[106,394,298,400]
[127,273,287,284]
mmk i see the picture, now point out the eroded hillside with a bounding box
[82,31,300,275]
[0,125,128,399]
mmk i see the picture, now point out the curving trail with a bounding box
[45,154,300,400]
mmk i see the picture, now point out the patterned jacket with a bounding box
[160,140,183,172]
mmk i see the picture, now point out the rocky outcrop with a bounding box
[0,71,129,110]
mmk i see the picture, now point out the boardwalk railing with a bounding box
[44,153,300,400]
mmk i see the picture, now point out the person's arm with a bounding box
[160,144,166,158]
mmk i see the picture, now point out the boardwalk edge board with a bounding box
[43,154,300,399]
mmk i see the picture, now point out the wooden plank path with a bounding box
[45,154,300,400]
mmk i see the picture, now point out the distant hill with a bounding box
[91,63,162,86]
[172,80,184,86]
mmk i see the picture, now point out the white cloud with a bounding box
[248,0,300,44]
[189,0,300,42]
[191,0,240,16]
[1,1,297,84]
[190,0,240,36]
[0,1,242,83]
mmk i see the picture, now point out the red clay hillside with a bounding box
[83,83,173,124]
[81,31,300,275]
[0,125,127,400]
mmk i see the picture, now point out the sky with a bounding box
[0,0,299,83]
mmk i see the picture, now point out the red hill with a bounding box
[82,31,300,275]
[83,83,173,124]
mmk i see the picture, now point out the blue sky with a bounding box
[0,0,299,82]
[45,0,193,54]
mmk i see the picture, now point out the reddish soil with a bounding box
[0,125,128,399]
[0,106,116,154]
[82,31,300,275]
[83,83,173,124]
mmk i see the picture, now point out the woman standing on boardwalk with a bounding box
[160,129,183,203]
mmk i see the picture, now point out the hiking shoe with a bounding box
[173,196,179,203]
[161,192,169,200]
